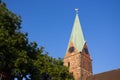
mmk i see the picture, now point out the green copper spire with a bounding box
[68,9,85,52]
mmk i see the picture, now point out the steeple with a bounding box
[63,9,92,80]
[68,9,85,52]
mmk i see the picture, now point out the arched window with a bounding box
[68,62,70,67]
[84,48,89,54]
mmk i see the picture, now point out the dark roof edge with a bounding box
[94,68,120,76]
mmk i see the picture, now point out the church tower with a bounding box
[63,9,92,80]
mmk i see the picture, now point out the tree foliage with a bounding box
[0,2,74,80]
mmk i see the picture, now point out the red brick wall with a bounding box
[64,42,92,80]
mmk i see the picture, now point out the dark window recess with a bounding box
[84,48,89,54]
[71,72,73,75]
[68,62,70,67]
[68,46,74,53]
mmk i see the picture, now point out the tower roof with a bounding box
[68,12,85,52]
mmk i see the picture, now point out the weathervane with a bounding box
[75,8,79,14]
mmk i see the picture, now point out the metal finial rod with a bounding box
[75,8,79,14]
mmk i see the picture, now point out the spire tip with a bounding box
[75,8,79,14]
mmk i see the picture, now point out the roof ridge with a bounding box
[94,68,120,75]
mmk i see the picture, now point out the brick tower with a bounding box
[63,9,92,80]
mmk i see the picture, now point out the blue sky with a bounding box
[4,0,120,74]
